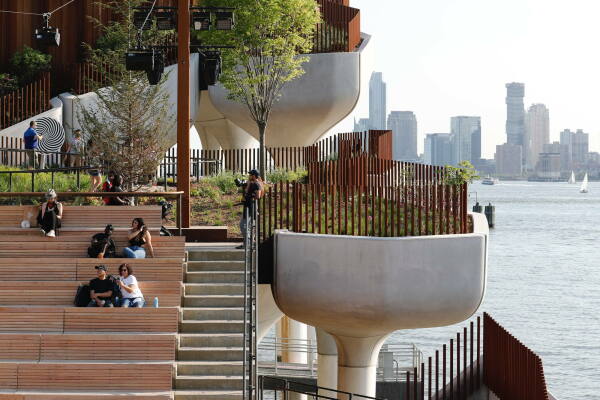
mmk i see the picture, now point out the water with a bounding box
[389,181,600,400]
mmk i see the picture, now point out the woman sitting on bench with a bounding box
[123,217,154,258]
[116,263,145,307]
[38,189,62,238]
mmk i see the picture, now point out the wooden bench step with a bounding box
[0,391,173,400]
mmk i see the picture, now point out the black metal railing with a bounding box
[0,147,83,169]
[243,200,259,399]
[0,166,103,192]
[259,376,386,400]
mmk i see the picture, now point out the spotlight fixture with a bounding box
[191,11,212,31]
[125,49,156,72]
[133,9,152,30]
[199,50,222,90]
[215,11,235,30]
[155,10,177,30]
[34,13,60,47]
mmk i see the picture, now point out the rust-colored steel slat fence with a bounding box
[483,313,549,400]
[314,0,361,53]
[401,313,550,400]
[257,181,468,242]
[0,137,24,167]
[0,72,51,130]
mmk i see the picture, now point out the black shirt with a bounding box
[88,233,116,258]
[243,181,261,211]
[108,186,128,206]
[89,277,114,299]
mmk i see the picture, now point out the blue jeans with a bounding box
[87,298,114,307]
[120,298,145,308]
[123,246,146,258]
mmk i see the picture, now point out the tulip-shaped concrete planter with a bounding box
[272,213,489,397]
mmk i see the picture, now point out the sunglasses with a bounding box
[119,269,127,272]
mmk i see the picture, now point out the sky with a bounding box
[341,0,600,158]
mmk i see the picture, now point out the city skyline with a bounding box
[346,0,600,157]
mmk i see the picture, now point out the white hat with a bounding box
[45,189,57,200]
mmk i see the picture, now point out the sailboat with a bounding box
[568,171,576,184]
[580,173,589,193]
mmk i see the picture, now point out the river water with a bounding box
[389,181,600,400]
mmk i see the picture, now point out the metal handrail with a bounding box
[242,200,258,399]
[0,166,104,192]
[259,376,387,400]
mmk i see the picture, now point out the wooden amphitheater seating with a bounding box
[0,281,182,307]
[0,307,179,334]
[0,395,172,400]
[0,258,184,282]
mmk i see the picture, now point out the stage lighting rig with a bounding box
[34,13,60,47]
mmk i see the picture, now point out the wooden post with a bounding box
[177,0,191,228]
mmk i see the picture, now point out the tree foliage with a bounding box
[445,161,479,185]
[79,0,173,190]
[198,0,321,177]
[9,46,52,86]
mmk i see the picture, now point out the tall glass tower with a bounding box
[505,83,526,147]
[369,72,387,130]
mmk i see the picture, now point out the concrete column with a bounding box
[280,316,308,364]
[316,328,338,396]
[257,284,283,343]
[331,333,389,398]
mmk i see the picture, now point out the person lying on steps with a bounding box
[87,265,115,307]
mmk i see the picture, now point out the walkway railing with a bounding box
[0,73,51,130]
[0,146,79,169]
[0,166,100,192]
[259,376,384,400]
[243,201,259,399]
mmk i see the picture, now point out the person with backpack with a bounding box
[87,265,115,307]
[236,169,263,249]
[88,224,116,259]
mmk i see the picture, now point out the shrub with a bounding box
[267,168,308,184]
[9,46,52,85]
[203,171,244,195]
[0,73,18,96]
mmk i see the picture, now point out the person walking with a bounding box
[64,129,84,167]
[236,169,263,249]
[23,120,43,169]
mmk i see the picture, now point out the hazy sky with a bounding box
[344,0,600,158]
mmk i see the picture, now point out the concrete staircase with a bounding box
[175,248,246,400]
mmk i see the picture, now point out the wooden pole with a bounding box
[177,0,191,228]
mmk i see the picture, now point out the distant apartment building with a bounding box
[450,116,481,165]
[424,133,453,166]
[388,111,418,160]
[353,118,371,132]
[560,129,589,169]
[525,104,549,170]
[559,130,574,170]
[505,83,526,165]
[369,72,387,130]
[495,143,523,177]
[536,153,561,179]
[543,141,571,173]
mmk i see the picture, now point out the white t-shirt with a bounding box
[119,275,144,299]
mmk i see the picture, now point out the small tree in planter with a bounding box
[9,46,52,86]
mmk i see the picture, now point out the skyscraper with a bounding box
[353,118,370,132]
[388,111,417,160]
[571,129,589,165]
[505,83,526,155]
[369,72,387,130]
[495,143,523,177]
[525,104,550,170]
[424,133,453,166]
[450,116,481,165]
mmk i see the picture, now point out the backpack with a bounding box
[74,284,91,307]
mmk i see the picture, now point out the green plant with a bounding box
[267,168,308,184]
[0,73,18,96]
[444,161,479,185]
[9,46,51,85]
[202,171,245,195]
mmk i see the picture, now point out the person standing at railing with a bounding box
[236,169,264,249]
[64,129,84,167]
[23,120,43,169]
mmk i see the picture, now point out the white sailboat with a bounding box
[568,171,576,184]
[580,173,589,193]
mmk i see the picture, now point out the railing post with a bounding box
[76,169,81,190]
[177,193,182,236]
[31,172,35,192]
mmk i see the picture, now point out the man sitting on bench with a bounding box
[88,265,115,307]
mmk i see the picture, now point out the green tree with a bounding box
[9,46,52,86]
[199,0,320,178]
[79,0,173,190]
[445,161,480,185]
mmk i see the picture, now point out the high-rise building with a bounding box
[424,133,453,166]
[388,111,417,160]
[543,141,571,173]
[353,118,370,132]
[505,83,526,157]
[525,104,549,170]
[495,143,523,177]
[571,129,589,165]
[369,72,387,130]
[536,153,561,179]
[450,116,481,165]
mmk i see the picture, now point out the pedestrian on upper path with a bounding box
[23,120,44,169]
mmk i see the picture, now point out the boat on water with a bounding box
[482,176,500,185]
[568,171,576,184]
[580,173,589,193]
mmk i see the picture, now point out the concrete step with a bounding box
[185,283,244,296]
[183,295,244,308]
[182,307,244,321]
[186,271,244,284]
[174,390,242,400]
[177,346,244,361]
[187,250,244,262]
[180,320,244,334]
[175,375,243,390]
[187,261,245,272]
[180,333,243,348]
[176,361,243,376]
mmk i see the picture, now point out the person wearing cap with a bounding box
[237,169,263,249]
[88,265,115,307]
[37,189,62,237]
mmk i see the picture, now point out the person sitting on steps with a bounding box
[88,265,115,307]
[123,218,154,258]
[88,224,116,259]
[116,263,145,308]
[107,175,129,206]
[37,189,62,238]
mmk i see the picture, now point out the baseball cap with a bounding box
[95,265,107,272]
[248,169,260,177]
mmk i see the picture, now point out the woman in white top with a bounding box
[116,263,145,308]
